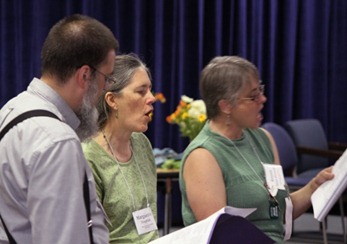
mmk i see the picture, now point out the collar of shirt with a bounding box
[28,78,80,130]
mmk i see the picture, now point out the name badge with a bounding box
[132,207,158,235]
[263,163,285,197]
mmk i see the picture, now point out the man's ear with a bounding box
[76,65,92,90]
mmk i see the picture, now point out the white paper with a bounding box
[311,149,347,222]
[132,207,158,235]
[149,206,256,244]
[263,164,286,197]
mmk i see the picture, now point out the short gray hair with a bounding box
[200,56,259,119]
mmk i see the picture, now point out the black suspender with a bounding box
[0,110,94,244]
[84,174,93,244]
[0,110,60,140]
[0,215,16,244]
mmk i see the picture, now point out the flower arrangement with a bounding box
[166,95,207,141]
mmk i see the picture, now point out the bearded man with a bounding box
[0,14,119,244]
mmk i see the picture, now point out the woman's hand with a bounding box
[291,166,334,219]
[309,166,334,193]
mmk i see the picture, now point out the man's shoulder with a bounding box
[0,106,77,145]
[31,115,77,141]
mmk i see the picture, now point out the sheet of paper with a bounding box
[311,149,347,222]
[263,164,286,197]
[149,206,256,244]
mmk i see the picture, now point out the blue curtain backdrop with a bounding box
[1,0,347,153]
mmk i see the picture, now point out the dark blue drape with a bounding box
[1,0,347,153]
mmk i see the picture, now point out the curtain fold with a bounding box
[1,0,347,152]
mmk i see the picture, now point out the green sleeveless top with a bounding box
[82,132,159,244]
[179,122,289,243]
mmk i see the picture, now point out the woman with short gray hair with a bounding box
[179,56,333,243]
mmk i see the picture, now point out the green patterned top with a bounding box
[82,132,159,244]
[180,122,289,243]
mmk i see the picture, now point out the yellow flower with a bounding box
[167,95,207,141]
[181,112,189,120]
[198,114,207,122]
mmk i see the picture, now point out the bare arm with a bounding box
[261,128,334,219]
[183,148,226,221]
[290,167,334,219]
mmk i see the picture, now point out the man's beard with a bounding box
[75,80,99,142]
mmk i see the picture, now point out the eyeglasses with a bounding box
[239,85,265,103]
[89,65,117,86]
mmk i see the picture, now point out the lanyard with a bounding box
[229,131,292,238]
[228,132,267,187]
[229,132,282,213]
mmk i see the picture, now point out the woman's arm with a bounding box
[183,148,227,221]
[261,127,334,219]
[290,167,334,219]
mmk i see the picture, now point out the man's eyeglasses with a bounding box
[89,65,117,86]
[239,85,265,103]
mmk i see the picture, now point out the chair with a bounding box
[284,119,346,175]
[262,122,346,243]
[285,119,347,241]
[261,122,312,189]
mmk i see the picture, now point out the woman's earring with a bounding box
[114,109,118,119]
[226,114,231,126]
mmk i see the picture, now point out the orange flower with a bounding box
[167,95,207,141]
[154,92,166,103]
[150,92,166,122]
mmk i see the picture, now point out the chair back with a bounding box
[262,122,297,176]
[285,119,330,174]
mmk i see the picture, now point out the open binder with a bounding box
[150,206,274,244]
[311,149,347,222]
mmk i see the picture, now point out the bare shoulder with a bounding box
[185,147,216,167]
[183,147,222,179]
[259,127,271,137]
[259,127,275,144]
[259,127,280,165]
